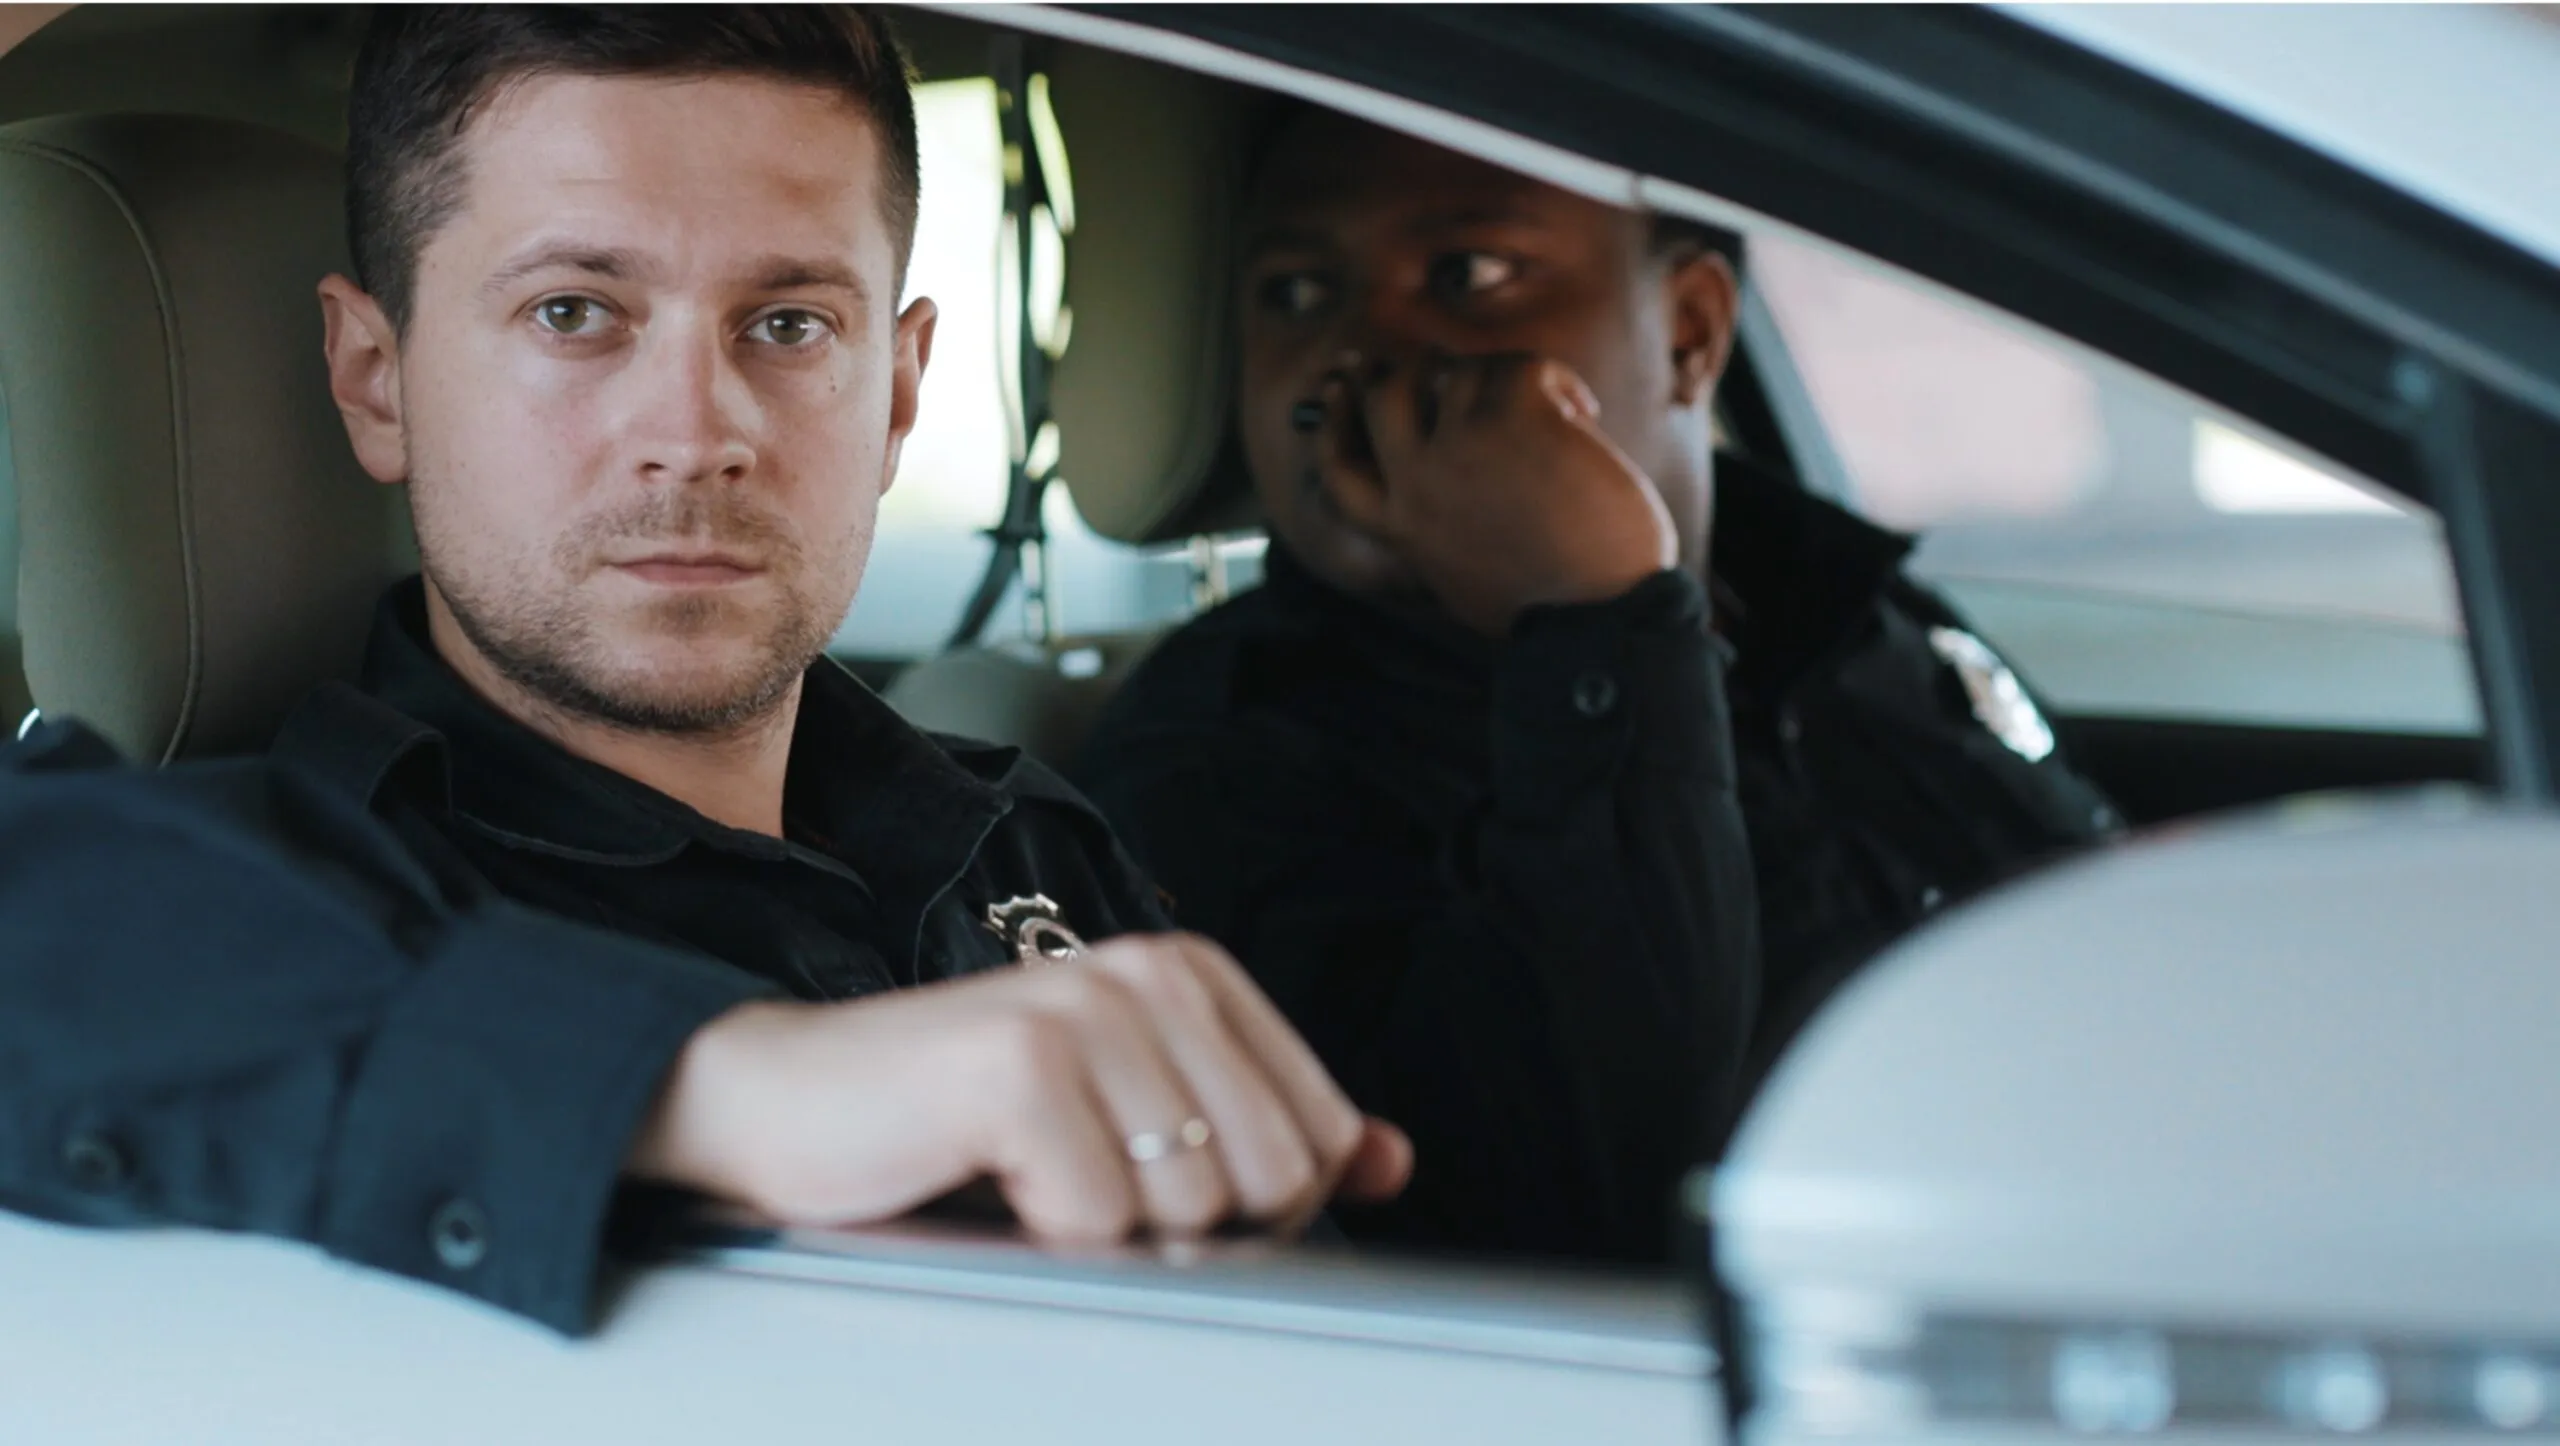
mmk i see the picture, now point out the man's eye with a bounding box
[1257,273,1333,318]
[1428,252,1520,300]
[533,297,607,336]
[749,310,830,347]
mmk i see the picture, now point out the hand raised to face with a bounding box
[1307,350,1678,637]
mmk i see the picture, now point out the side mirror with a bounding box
[1694,791,2560,1441]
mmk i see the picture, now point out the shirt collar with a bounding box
[352,579,1018,895]
[1706,455,1915,696]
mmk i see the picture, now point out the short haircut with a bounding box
[345,4,921,333]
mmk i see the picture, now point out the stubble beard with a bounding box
[420,489,856,739]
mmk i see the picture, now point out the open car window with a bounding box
[866,81,2480,748]
[832,76,1211,664]
[1748,232,2477,738]
[827,76,1014,660]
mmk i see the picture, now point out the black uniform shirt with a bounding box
[1709,469,2122,1062]
[1074,460,2118,1265]
[1080,527,1763,1266]
[277,580,1171,1001]
[0,577,1170,1340]
[0,716,772,1338]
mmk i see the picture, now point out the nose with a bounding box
[1323,285,1447,389]
[623,316,758,485]
[1327,304,1395,374]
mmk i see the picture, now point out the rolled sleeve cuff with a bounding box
[315,904,774,1335]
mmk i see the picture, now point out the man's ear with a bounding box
[317,274,410,485]
[1667,251,1740,409]
[880,295,940,496]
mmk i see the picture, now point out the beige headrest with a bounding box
[1047,47,1269,546]
[0,113,406,762]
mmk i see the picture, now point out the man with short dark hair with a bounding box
[4,8,1407,1334]
[1076,107,2120,1266]
[308,0,1413,1284]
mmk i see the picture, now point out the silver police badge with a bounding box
[984,894,1088,964]
[1928,626,2056,764]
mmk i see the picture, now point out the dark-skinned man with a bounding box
[1074,107,2121,1267]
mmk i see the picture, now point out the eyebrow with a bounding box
[743,256,871,307]
[1398,204,1552,240]
[479,243,649,299]
[1239,224,1334,263]
[1239,205,1556,264]
[477,246,872,307]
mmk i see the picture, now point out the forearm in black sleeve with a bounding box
[1097,573,1760,1264]
[1340,571,1758,1261]
[0,721,771,1333]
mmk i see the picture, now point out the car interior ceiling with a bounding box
[0,3,2487,822]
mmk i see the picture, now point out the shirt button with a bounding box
[1777,711,1804,744]
[429,1198,490,1273]
[1571,670,1620,718]
[1920,886,1946,913]
[61,1132,129,1193]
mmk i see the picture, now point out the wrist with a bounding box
[624,998,806,1198]
[1507,567,1699,641]
[1447,564,1669,638]
[1546,559,1678,613]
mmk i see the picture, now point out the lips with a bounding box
[609,551,766,586]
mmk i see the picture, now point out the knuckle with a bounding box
[1228,1125,1320,1215]
[1313,1104,1364,1169]
[1154,1169,1232,1234]
[1051,960,1136,1026]
[1120,946,1208,1015]
[1527,360,1574,406]
[1104,939,1183,992]
[988,1009,1085,1093]
[1240,1152,1319,1217]
[1171,932,1244,985]
[1091,1193,1143,1242]
[1028,1189,1136,1246]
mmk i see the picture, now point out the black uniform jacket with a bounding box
[0,579,1166,1335]
[1074,460,2120,1265]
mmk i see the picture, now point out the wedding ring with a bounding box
[1125,1117,1215,1163]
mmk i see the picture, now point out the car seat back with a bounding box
[887,629,1169,767]
[0,113,407,762]
[887,47,1266,763]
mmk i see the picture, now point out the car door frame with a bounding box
[918,7,2560,1426]
[5,4,2557,1431]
